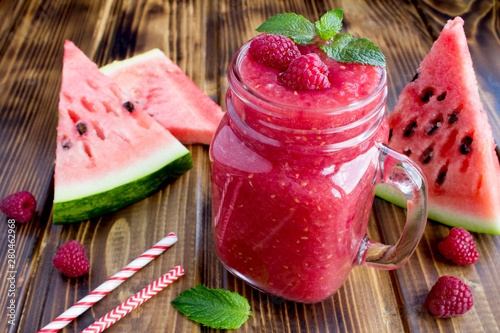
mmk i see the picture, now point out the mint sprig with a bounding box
[256,10,385,67]
[172,285,252,329]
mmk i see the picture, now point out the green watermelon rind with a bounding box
[53,152,193,224]
[375,184,500,234]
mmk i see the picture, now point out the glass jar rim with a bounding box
[229,41,387,116]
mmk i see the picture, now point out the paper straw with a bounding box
[81,265,184,333]
[38,233,178,333]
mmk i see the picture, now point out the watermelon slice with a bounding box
[99,49,224,145]
[376,17,500,234]
[53,41,193,224]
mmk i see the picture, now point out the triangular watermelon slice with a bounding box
[376,17,500,234]
[99,49,224,145]
[53,41,193,224]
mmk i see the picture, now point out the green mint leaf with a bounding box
[171,285,252,329]
[314,9,343,41]
[256,13,316,45]
[321,33,386,67]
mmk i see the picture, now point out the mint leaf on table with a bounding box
[256,13,316,45]
[314,9,343,41]
[321,33,386,67]
[171,285,252,329]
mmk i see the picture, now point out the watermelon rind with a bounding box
[99,49,163,74]
[53,151,192,224]
[376,184,500,234]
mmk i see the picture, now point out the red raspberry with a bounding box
[279,53,331,91]
[0,191,37,223]
[438,228,479,265]
[53,240,90,278]
[425,276,473,318]
[249,34,301,70]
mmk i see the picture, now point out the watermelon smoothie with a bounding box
[210,40,426,303]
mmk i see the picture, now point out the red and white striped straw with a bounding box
[38,233,178,333]
[81,265,184,333]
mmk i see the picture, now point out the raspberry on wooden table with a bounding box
[0,191,37,223]
[279,53,331,91]
[425,276,473,318]
[438,228,479,265]
[53,240,90,278]
[249,33,301,71]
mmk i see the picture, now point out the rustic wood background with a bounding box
[1,0,499,332]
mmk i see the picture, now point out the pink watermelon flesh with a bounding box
[376,17,500,234]
[54,41,193,223]
[99,49,224,145]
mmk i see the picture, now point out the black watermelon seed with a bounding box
[420,147,433,164]
[436,165,448,185]
[123,101,135,112]
[411,72,419,82]
[404,121,417,137]
[427,119,442,135]
[437,92,447,101]
[404,149,412,156]
[448,112,459,124]
[62,141,72,149]
[388,129,393,141]
[460,136,473,154]
[420,88,434,103]
[76,122,87,135]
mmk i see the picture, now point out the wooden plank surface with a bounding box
[0,0,499,332]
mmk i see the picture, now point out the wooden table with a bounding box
[1,0,499,332]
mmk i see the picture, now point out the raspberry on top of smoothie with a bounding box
[237,9,385,109]
[248,33,301,71]
[279,53,331,91]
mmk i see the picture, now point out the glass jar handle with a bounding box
[358,143,428,269]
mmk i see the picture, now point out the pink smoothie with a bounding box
[210,39,388,303]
